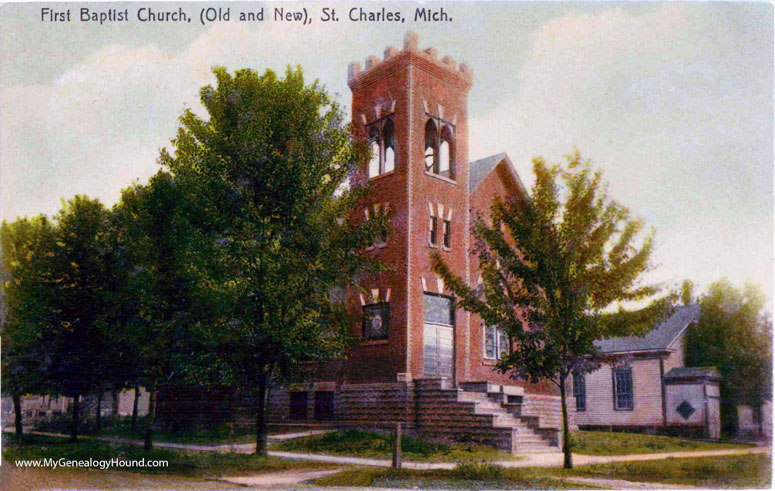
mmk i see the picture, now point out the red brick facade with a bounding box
[265,33,566,452]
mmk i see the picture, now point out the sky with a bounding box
[1,2,772,306]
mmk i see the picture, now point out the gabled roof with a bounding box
[469,153,507,193]
[468,153,528,198]
[595,304,701,354]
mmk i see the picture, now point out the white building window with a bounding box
[484,325,509,360]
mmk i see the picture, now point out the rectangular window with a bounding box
[429,216,438,246]
[443,219,451,248]
[573,372,586,412]
[613,368,633,410]
[484,325,509,360]
[423,293,454,325]
[363,302,389,340]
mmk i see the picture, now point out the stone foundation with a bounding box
[267,378,567,453]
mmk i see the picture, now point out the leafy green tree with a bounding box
[43,196,115,441]
[432,151,668,468]
[160,67,386,455]
[685,279,772,435]
[1,216,56,440]
[112,172,207,450]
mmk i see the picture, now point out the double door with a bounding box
[423,323,453,377]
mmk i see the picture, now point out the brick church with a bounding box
[263,32,567,454]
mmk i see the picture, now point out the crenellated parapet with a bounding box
[348,31,473,88]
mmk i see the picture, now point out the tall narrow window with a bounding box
[573,372,586,412]
[382,119,395,174]
[429,216,438,247]
[613,368,633,410]
[442,219,451,248]
[484,325,509,360]
[439,126,454,179]
[424,119,438,172]
[368,127,380,178]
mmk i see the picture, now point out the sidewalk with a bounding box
[19,430,771,469]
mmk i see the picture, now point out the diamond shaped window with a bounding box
[676,400,696,420]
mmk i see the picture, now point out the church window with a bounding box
[363,302,389,340]
[439,125,455,179]
[613,368,634,410]
[383,119,395,174]
[424,119,438,172]
[429,216,438,247]
[573,371,586,412]
[484,325,509,360]
[368,127,381,178]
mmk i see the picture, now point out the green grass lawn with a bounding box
[31,418,318,445]
[315,465,600,489]
[316,454,771,489]
[275,429,523,463]
[570,430,753,456]
[2,432,337,478]
[91,421,258,445]
[534,453,772,489]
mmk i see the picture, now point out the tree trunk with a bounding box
[144,382,157,451]
[111,389,119,423]
[13,394,23,442]
[70,395,80,442]
[255,369,270,456]
[131,383,140,432]
[559,375,572,469]
[95,390,103,433]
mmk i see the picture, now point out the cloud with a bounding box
[469,4,773,301]
[1,20,359,221]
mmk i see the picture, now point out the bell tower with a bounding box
[346,32,474,384]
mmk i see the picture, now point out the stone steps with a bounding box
[453,382,560,453]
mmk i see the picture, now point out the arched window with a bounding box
[424,119,438,172]
[383,119,395,174]
[368,127,380,178]
[439,126,454,179]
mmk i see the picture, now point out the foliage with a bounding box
[1,216,56,398]
[685,279,772,434]
[41,197,113,400]
[0,216,57,439]
[432,151,669,468]
[159,66,386,454]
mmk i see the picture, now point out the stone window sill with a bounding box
[361,339,389,346]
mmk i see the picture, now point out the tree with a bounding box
[1,216,56,441]
[432,151,668,468]
[160,67,386,455]
[685,279,772,435]
[111,172,206,450]
[681,279,694,306]
[43,196,115,441]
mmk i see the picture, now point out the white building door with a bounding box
[423,324,453,377]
